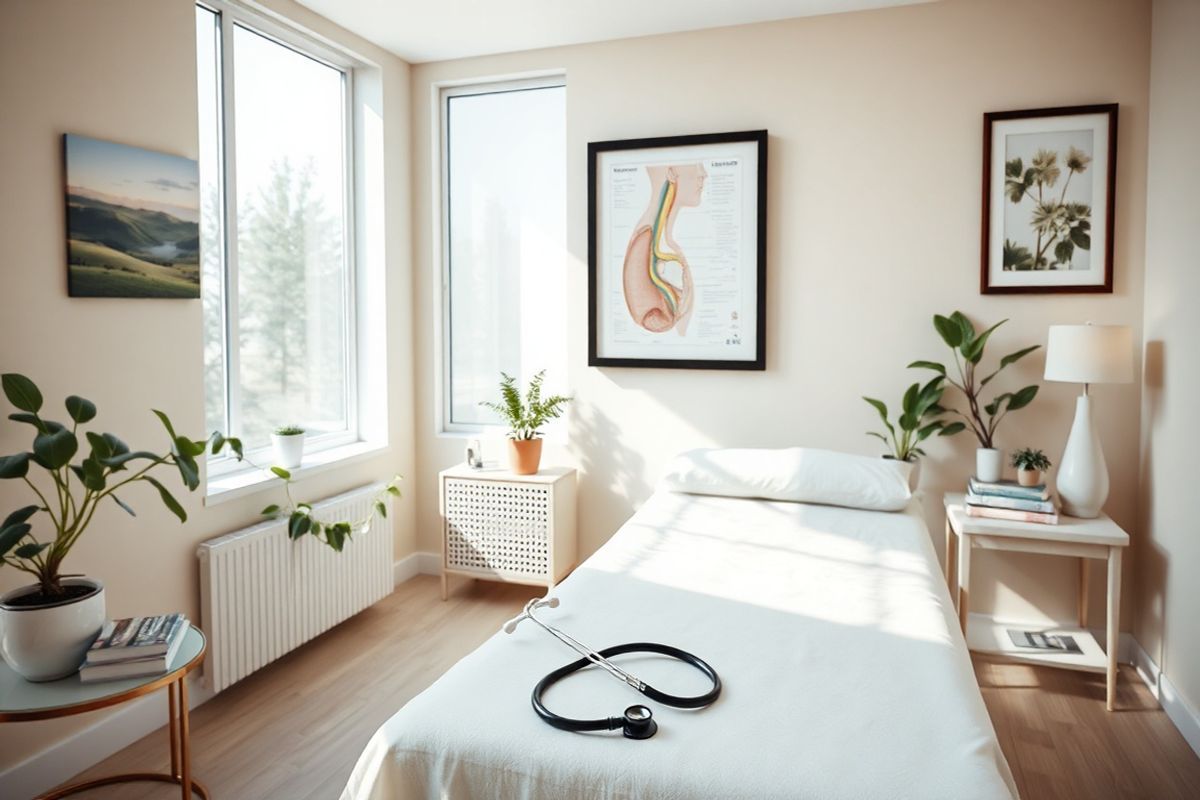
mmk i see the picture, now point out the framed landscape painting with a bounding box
[64,134,201,298]
[588,129,767,369]
[981,104,1117,294]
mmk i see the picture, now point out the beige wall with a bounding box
[1137,0,1200,719]
[412,0,1151,626]
[0,0,413,774]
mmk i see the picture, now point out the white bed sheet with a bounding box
[342,491,1017,800]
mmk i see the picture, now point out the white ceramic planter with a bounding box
[271,432,305,469]
[0,577,105,682]
[976,448,1003,482]
[884,456,920,492]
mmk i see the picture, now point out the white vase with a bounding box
[0,577,105,681]
[884,456,920,492]
[1057,394,1108,518]
[976,448,1003,482]
[271,432,305,469]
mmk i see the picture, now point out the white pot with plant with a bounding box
[1011,448,1051,487]
[480,371,571,476]
[270,425,305,469]
[910,312,1042,483]
[864,377,965,491]
[0,373,243,681]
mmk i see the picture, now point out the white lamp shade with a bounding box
[1044,324,1133,384]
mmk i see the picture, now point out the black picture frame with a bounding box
[981,104,1118,295]
[587,130,767,369]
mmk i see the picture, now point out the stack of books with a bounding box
[80,613,189,683]
[965,477,1058,525]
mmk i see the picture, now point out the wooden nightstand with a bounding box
[943,492,1130,710]
[439,464,578,599]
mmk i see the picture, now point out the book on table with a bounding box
[965,503,1059,525]
[967,477,1051,502]
[965,490,1056,514]
[81,613,189,683]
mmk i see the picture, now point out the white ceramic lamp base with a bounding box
[1057,394,1108,518]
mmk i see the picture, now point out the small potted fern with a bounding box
[270,424,305,469]
[1011,448,1052,487]
[480,371,571,475]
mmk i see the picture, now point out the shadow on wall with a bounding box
[569,402,648,557]
[1138,339,1167,676]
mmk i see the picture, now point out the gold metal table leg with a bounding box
[38,676,209,800]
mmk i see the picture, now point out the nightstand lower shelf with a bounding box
[965,613,1107,673]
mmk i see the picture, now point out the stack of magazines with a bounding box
[81,613,189,683]
[965,477,1058,525]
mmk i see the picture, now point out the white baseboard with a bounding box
[0,679,214,800]
[392,550,440,586]
[1131,640,1200,758]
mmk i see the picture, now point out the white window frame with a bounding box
[434,73,566,436]
[199,0,362,477]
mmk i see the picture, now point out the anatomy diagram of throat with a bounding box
[623,164,705,335]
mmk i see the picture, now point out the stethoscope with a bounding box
[503,597,721,740]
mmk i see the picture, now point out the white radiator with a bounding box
[197,483,393,692]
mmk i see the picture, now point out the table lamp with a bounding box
[1043,323,1133,518]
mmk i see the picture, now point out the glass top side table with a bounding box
[0,625,208,799]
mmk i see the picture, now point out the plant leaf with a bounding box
[261,504,280,516]
[0,523,33,557]
[152,409,178,441]
[907,360,946,375]
[1005,384,1039,412]
[375,500,387,519]
[938,422,967,436]
[33,428,78,470]
[2,374,43,413]
[85,431,113,460]
[14,541,50,559]
[144,476,187,522]
[64,395,97,424]
[950,311,976,348]
[110,494,136,516]
[933,315,962,348]
[80,457,106,491]
[961,319,1007,364]
[211,432,226,455]
[8,412,49,433]
[0,452,31,480]
[270,466,291,480]
[100,450,159,468]
[174,450,199,491]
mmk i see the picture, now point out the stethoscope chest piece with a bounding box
[622,705,657,740]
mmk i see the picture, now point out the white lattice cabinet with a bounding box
[439,464,578,599]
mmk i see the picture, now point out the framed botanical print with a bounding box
[981,104,1118,294]
[588,129,767,369]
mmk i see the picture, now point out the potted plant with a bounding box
[271,424,305,469]
[480,371,571,475]
[909,312,1041,482]
[864,377,965,491]
[0,373,241,681]
[1011,448,1052,487]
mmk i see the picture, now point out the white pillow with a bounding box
[658,447,912,512]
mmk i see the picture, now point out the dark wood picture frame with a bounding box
[587,130,768,369]
[981,104,1118,295]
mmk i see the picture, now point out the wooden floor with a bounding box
[54,576,1200,799]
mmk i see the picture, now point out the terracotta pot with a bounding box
[1017,467,1042,487]
[508,438,543,475]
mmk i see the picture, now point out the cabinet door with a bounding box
[444,478,552,579]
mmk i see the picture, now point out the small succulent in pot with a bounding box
[270,424,306,469]
[1011,447,1052,487]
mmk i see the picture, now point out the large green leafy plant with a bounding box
[908,312,1040,449]
[480,371,571,440]
[863,377,966,462]
[0,373,243,597]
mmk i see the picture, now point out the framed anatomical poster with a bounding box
[588,130,767,369]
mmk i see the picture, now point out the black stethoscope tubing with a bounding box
[531,642,722,738]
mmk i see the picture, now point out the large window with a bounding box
[197,3,356,465]
[442,80,567,430]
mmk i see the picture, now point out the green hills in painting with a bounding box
[67,193,200,298]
